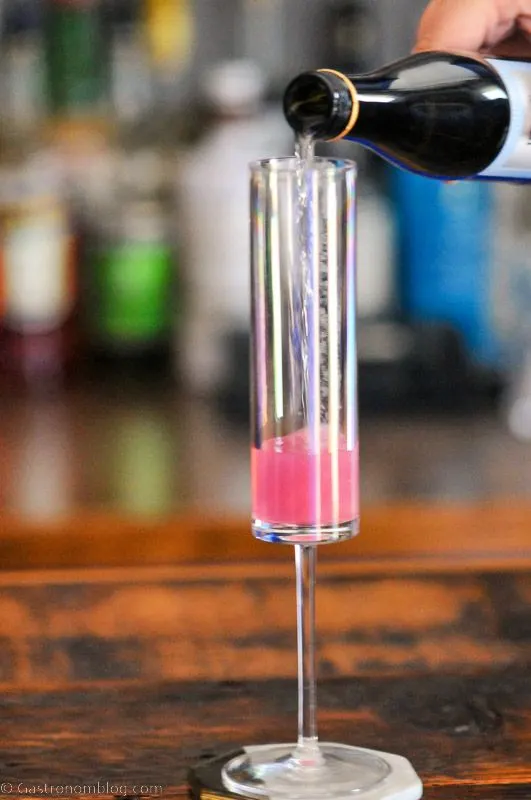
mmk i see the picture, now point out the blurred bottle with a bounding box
[0,148,78,392]
[87,148,174,372]
[43,0,110,126]
[41,0,116,218]
[0,0,44,139]
[240,0,285,93]
[177,60,290,401]
[325,0,381,74]
[109,0,152,127]
[504,353,531,441]
[491,184,531,438]
[143,0,193,90]
[490,183,531,354]
[356,169,396,322]
[354,164,403,409]
[390,170,501,390]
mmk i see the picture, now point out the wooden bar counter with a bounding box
[1,504,531,798]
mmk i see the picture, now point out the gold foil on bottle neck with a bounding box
[317,68,360,141]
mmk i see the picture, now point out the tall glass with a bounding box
[250,157,359,547]
[220,157,422,800]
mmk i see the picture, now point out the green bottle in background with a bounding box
[44,0,110,119]
[90,148,175,370]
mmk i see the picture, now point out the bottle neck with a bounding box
[283,69,354,139]
[282,67,399,142]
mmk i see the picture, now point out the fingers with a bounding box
[413,0,531,53]
[488,29,531,57]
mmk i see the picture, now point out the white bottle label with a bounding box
[2,206,73,333]
[480,58,531,179]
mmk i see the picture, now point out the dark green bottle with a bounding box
[44,0,110,118]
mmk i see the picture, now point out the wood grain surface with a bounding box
[0,550,530,798]
[0,563,530,686]
[1,667,530,799]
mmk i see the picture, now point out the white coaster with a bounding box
[316,745,423,800]
[243,743,423,800]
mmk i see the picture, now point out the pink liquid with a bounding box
[252,429,359,527]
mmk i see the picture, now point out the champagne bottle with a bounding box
[283,51,531,180]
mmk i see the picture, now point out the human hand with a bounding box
[414,0,531,58]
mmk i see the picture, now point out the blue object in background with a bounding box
[390,168,501,368]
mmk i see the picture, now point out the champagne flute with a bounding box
[218,157,423,799]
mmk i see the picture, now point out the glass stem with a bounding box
[295,544,321,760]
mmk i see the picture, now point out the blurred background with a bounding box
[2,0,531,527]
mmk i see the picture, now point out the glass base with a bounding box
[189,746,423,800]
[222,742,397,799]
[252,518,359,544]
